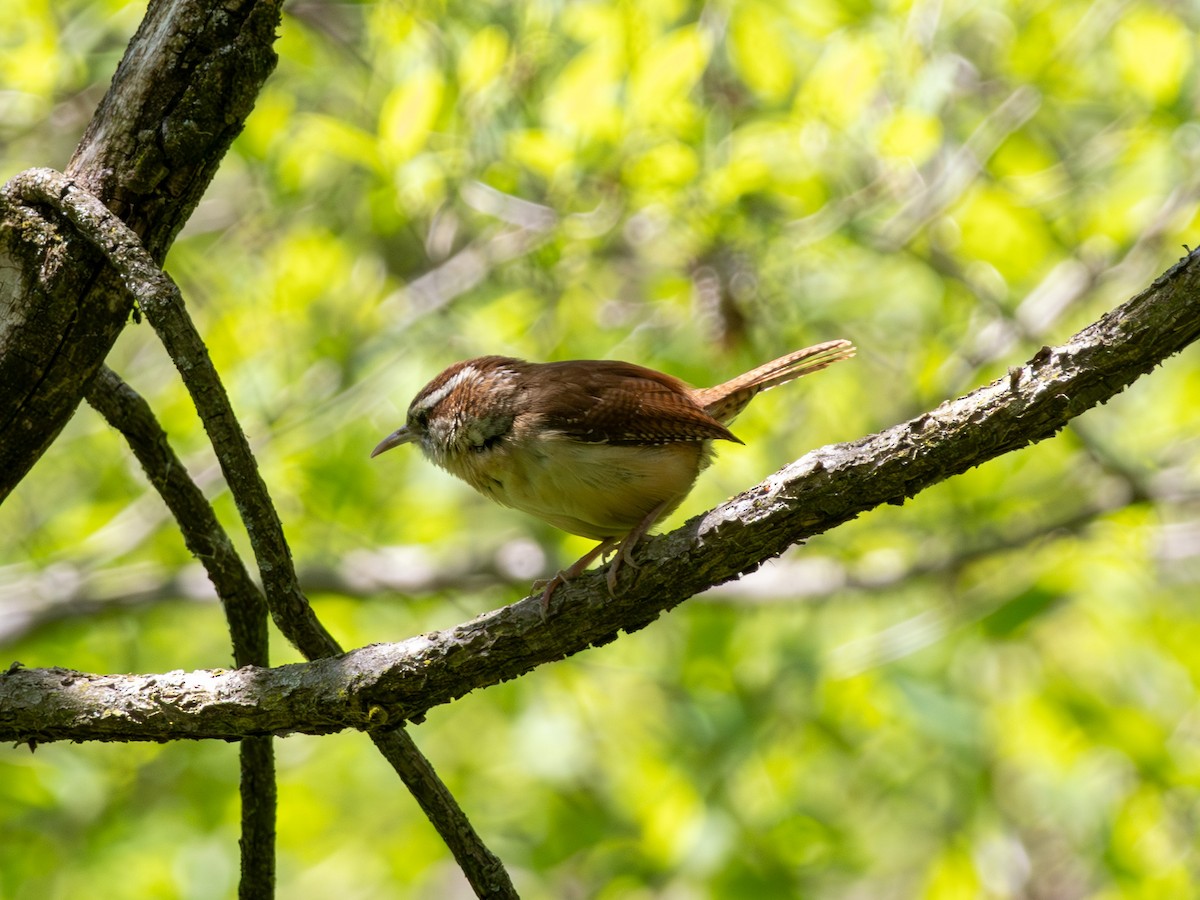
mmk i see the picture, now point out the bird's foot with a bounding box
[603,500,672,595]
[536,537,618,617]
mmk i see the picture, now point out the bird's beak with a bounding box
[370,426,416,458]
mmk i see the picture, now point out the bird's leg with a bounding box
[537,537,619,615]
[536,500,670,613]
[605,501,670,595]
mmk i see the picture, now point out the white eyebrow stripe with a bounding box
[412,365,479,413]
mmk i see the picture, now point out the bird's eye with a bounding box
[410,407,430,429]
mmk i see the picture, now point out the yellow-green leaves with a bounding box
[508,128,576,181]
[379,68,445,165]
[8,1,1200,897]
[458,25,510,95]
[796,33,883,128]
[543,42,624,142]
[1113,8,1193,105]
[877,108,943,165]
[629,26,711,126]
[729,3,796,103]
[623,141,699,191]
[953,184,1055,283]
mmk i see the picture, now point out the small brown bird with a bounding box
[372,340,855,609]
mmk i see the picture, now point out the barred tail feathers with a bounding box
[696,340,856,424]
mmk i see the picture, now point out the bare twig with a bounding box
[2,2,286,889]
[3,168,334,657]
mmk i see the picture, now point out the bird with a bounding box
[371,340,855,610]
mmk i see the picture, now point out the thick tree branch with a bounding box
[5,247,1199,743]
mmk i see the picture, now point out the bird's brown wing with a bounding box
[531,360,742,446]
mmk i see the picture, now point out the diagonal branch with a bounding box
[0,3,515,894]
[5,246,1199,743]
[0,4,286,893]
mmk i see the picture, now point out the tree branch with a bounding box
[6,246,1198,743]
[1,166,340,656]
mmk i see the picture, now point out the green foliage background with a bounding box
[4,0,1200,896]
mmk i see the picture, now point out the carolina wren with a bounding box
[371,340,855,609]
